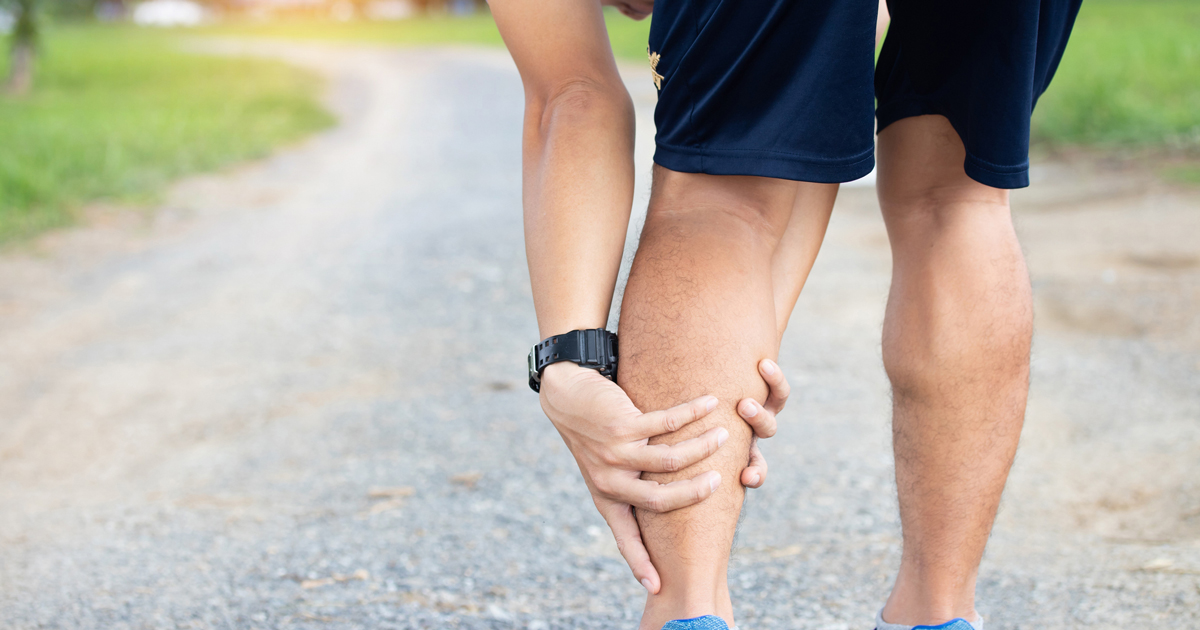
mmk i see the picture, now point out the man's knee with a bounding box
[877,115,1010,231]
[879,164,1012,240]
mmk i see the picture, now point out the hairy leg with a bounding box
[875,116,1033,624]
[619,167,834,629]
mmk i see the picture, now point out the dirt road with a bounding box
[0,43,1197,629]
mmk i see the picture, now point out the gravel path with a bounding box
[0,43,1197,630]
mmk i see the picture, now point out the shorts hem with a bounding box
[653,143,876,184]
[963,156,1030,190]
[876,100,1030,189]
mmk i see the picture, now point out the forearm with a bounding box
[523,83,635,338]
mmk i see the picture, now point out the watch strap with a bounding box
[529,328,618,392]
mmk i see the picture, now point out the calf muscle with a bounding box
[618,168,797,629]
[877,115,1033,625]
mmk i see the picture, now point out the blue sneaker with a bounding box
[877,620,978,630]
[662,616,730,630]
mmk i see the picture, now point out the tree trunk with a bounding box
[5,0,38,97]
[4,41,35,97]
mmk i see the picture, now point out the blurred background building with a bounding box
[108,0,487,25]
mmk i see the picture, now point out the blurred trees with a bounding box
[411,0,487,14]
[48,0,100,19]
[3,0,38,96]
[410,0,442,11]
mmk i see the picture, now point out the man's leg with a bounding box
[618,167,834,630]
[771,183,838,337]
[876,115,1033,625]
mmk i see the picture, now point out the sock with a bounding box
[661,616,732,630]
[875,608,983,630]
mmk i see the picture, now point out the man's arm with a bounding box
[493,0,632,338]
[493,0,724,592]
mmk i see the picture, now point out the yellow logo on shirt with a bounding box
[648,49,664,90]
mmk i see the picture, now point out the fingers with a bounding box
[741,438,768,488]
[626,471,721,513]
[738,397,777,439]
[618,1,652,19]
[621,426,729,473]
[618,5,650,19]
[759,359,790,414]
[738,359,786,439]
[597,501,660,594]
[636,395,718,438]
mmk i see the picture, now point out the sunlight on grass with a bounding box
[0,25,333,243]
[1032,0,1200,148]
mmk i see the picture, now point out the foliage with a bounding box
[0,25,334,242]
[1031,0,1200,149]
[41,0,94,20]
[7,0,39,47]
[3,0,39,96]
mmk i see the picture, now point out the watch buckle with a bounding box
[527,347,541,392]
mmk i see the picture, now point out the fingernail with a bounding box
[761,360,776,376]
[741,401,758,418]
[709,472,721,493]
[705,397,718,412]
[716,428,729,446]
[641,578,654,593]
[751,473,761,486]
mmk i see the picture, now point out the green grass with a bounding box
[198,13,506,47]
[197,11,650,56]
[1032,0,1200,149]
[0,25,334,242]
[602,13,653,60]
[1163,165,1200,185]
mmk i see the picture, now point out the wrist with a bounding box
[540,360,614,400]
[540,361,591,393]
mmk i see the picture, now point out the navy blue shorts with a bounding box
[648,0,1082,189]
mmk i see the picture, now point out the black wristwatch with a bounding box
[528,328,618,393]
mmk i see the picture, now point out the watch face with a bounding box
[527,348,538,381]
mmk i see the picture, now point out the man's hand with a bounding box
[601,0,652,20]
[538,358,791,593]
[738,359,790,489]
[540,361,725,594]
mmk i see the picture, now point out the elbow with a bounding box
[527,77,633,136]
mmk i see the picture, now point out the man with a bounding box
[491,0,1081,628]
